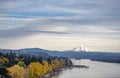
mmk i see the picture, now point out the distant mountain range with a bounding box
[0,47,120,63]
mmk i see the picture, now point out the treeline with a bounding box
[91,58,120,63]
[0,52,72,78]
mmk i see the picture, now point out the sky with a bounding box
[0,0,120,52]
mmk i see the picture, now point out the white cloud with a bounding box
[0,0,120,52]
[0,16,119,39]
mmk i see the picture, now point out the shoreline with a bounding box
[43,65,89,78]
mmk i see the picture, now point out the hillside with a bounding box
[0,48,120,63]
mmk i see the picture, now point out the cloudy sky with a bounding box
[0,0,120,52]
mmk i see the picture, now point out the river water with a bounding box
[50,59,120,78]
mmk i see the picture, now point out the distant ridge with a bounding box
[0,47,120,63]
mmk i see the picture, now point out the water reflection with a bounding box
[47,59,120,78]
[47,66,74,78]
[48,72,60,78]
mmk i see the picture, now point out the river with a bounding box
[49,59,120,78]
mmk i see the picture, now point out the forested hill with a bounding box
[0,48,120,63]
[0,49,72,78]
[1,48,120,58]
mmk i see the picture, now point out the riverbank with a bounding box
[43,65,89,78]
[44,60,120,78]
[63,65,89,68]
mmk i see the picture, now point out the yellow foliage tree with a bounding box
[7,65,24,78]
[51,59,65,70]
[28,62,46,78]
[48,64,53,72]
[43,61,53,73]
[0,57,9,66]
[43,61,49,73]
[7,59,65,78]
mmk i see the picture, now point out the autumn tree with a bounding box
[51,59,64,70]
[7,65,24,78]
[43,61,52,73]
[0,57,9,66]
[28,62,45,78]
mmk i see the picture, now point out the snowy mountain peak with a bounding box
[72,46,87,52]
